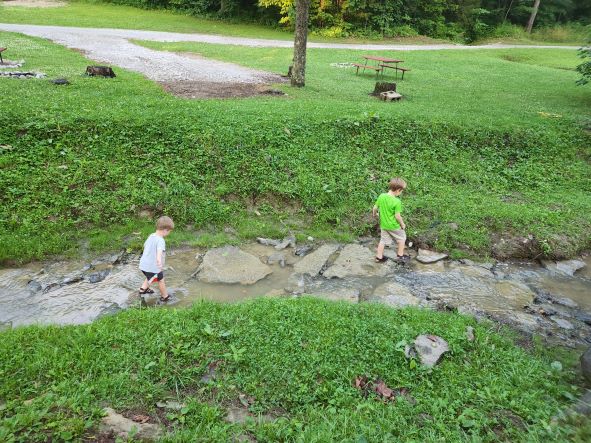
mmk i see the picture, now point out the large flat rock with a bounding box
[416,249,448,264]
[197,246,272,285]
[542,259,586,276]
[293,244,339,276]
[323,244,392,279]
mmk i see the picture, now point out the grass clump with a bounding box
[0,297,584,441]
[0,32,590,263]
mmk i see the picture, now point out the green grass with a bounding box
[0,297,587,441]
[0,31,590,263]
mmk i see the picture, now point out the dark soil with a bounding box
[160,81,288,99]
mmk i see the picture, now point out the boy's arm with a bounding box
[156,249,163,270]
[395,213,406,230]
[372,205,378,218]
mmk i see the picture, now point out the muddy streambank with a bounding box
[0,240,589,348]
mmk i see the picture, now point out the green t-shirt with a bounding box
[375,193,402,230]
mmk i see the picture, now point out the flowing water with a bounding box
[1,243,589,346]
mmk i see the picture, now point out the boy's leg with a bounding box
[140,278,149,291]
[158,279,169,300]
[376,241,386,259]
[396,239,405,257]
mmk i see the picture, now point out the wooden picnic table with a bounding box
[352,55,406,78]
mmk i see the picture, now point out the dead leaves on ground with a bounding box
[354,376,415,404]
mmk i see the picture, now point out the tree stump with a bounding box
[85,66,116,78]
[380,91,402,101]
[372,82,396,95]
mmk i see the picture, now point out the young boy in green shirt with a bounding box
[372,177,409,262]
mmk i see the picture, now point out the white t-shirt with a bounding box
[139,233,166,273]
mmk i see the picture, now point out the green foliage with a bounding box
[0,32,590,262]
[0,297,586,441]
[577,37,591,85]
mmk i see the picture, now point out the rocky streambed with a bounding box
[1,240,589,347]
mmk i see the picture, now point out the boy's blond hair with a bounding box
[388,177,407,192]
[156,216,174,231]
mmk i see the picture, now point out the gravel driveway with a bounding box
[0,23,577,93]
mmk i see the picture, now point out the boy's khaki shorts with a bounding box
[380,229,406,246]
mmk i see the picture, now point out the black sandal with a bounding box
[139,288,155,295]
[375,256,388,263]
[159,295,170,302]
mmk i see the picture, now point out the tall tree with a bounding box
[526,0,541,33]
[291,0,310,87]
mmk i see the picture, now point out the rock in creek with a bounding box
[413,335,449,367]
[267,253,286,267]
[275,235,296,250]
[256,237,279,246]
[323,244,392,279]
[416,249,448,264]
[368,282,422,308]
[100,408,162,441]
[552,317,575,330]
[295,245,314,257]
[542,259,585,276]
[293,244,339,276]
[197,246,272,285]
[581,347,591,383]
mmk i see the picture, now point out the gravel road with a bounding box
[0,23,578,84]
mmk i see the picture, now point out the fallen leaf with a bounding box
[374,379,393,399]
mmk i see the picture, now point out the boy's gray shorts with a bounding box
[380,229,406,246]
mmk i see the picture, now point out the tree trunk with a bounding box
[291,0,310,87]
[525,0,541,33]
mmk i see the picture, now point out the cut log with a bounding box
[85,66,116,78]
[373,82,396,95]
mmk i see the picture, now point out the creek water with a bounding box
[0,242,589,346]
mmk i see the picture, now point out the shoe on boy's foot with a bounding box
[159,295,170,303]
[395,254,411,262]
[375,256,388,263]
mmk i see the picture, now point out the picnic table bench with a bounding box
[379,64,411,80]
[351,62,382,76]
[0,47,6,64]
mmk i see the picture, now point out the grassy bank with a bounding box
[0,297,587,441]
[0,31,590,263]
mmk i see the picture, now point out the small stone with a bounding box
[307,236,314,241]
[256,237,279,247]
[413,335,449,367]
[581,348,591,383]
[465,326,475,342]
[100,408,162,441]
[416,249,448,264]
[552,317,574,330]
[26,280,42,292]
[275,235,296,250]
[294,245,314,257]
[51,78,70,85]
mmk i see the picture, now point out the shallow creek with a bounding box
[0,242,589,347]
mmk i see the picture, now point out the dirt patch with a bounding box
[160,80,288,99]
[2,0,66,7]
